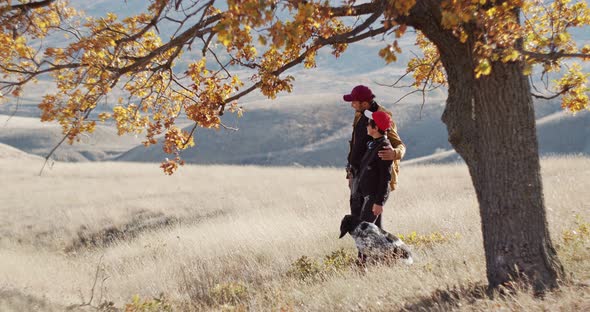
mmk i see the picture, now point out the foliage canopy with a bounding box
[0,0,588,173]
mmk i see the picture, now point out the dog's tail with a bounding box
[402,254,414,265]
[398,243,414,265]
[386,232,414,265]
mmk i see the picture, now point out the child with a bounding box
[352,110,394,229]
[351,110,394,264]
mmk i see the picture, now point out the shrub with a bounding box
[287,249,357,283]
[286,255,324,282]
[124,294,173,312]
[323,248,357,272]
[209,281,249,306]
[559,215,590,262]
[562,215,590,245]
[398,231,462,248]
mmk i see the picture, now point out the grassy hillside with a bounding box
[0,149,588,311]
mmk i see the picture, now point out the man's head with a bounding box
[343,85,375,112]
[364,110,391,137]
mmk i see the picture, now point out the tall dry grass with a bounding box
[0,156,588,311]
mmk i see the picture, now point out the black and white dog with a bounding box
[339,214,413,265]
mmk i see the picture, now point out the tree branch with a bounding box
[39,129,69,176]
[531,91,566,100]
[8,0,56,11]
[330,1,384,17]
[521,50,590,61]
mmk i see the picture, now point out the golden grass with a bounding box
[0,156,588,311]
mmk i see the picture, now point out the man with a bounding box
[343,85,406,228]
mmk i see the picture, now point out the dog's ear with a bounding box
[339,215,350,238]
[339,214,361,238]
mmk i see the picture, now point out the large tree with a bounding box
[1,0,589,292]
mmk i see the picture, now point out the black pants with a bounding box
[351,194,382,228]
[350,181,383,263]
[351,194,383,263]
[350,176,382,227]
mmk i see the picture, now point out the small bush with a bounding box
[124,294,173,312]
[209,281,249,306]
[286,255,324,282]
[398,231,461,248]
[323,248,357,272]
[287,249,357,283]
[559,215,590,262]
[561,215,590,245]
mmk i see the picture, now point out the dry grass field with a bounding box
[0,152,588,311]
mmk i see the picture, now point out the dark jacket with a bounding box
[356,136,393,206]
[348,111,370,173]
[347,102,406,190]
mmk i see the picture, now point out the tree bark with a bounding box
[401,0,565,292]
[450,57,565,293]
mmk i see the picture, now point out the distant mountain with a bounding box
[2,96,585,167]
[537,109,590,155]
[114,97,450,166]
[0,143,43,161]
[403,150,463,166]
[404,108,590,166]
[0,115,142,162]
[114,98,586,166]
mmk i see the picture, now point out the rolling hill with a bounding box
[2,96,587,167]
[0,115,142,162]
[405,108,590,165]
[115,98,588,166]
[114,97,452,166]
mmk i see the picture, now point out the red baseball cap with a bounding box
[364,110,391,131]
[343,85,375,102]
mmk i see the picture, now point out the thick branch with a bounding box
[115,14,220,76]
[521,50,590,61]
[317,6,385,45]
[330,1,384,17]
[8,0,56,11]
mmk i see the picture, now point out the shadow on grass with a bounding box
[0,290,65,312]
[402,282,490,311]
[65,209,227,253]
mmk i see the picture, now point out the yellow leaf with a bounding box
[379,45,398,64]
[502,49,520,63]
[523,63,533,76]
[475,59,492,78]
[556,32,570,44]
[459,31,468,43]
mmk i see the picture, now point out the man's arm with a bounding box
[374,158,393,206]
[379,121,406,161]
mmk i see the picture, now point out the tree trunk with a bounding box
[448,58,565,292]
[403,1,565,292]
